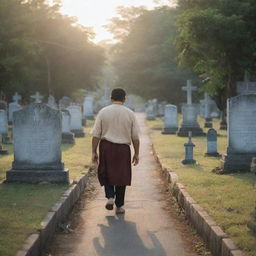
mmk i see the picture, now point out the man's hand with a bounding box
[92,152,99,164]
[132,154,139,166]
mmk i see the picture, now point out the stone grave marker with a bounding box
[177,80,204,137]
[162,104,178,134]
[205,129,220,157]
[67,105,85,137]
[6,103,69,183]
[83,95,94,120]
[59,96,72,109]
[31,92,44,103]
[0,110,11,144]
[221,94,256,171]
[61,110,75,144]
[146,100,155,120]
[0,100,7,110]
[182,131,196,164]
[236,72,256,95]
[48,95,58,109]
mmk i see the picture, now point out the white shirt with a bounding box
[91,103,140,144]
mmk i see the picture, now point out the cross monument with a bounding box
[31,92,44,103]
[182,80,197,105]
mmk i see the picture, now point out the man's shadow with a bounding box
[93,215,167,256]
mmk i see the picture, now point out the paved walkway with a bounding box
[50,114,198,256]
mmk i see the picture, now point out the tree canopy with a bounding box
[0,0,105,102]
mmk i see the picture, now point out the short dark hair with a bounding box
[111,88,126,101]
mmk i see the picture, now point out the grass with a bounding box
[148,116,256,256]
[0,121,94,256]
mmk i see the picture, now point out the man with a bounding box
[91,88,140,214]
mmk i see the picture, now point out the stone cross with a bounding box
[12,92,22,103]
[182,80,197,105]
[31,92,44,103]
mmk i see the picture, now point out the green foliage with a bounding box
[175,0,256,109]
[108,7,195,104]
[0,0,105,102]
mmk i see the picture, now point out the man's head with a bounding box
[111,88,126,102]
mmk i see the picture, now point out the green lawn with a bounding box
[148,117,256,256]
[0,122,93,256]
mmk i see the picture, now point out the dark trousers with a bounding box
[104,185,126,207]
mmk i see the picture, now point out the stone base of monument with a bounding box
[5,169,69,184]
[162,127,178,134]
[72,129,85,138]
[221,153,256,172]
[219,121,227,130]
[204,121,213,128]
[181,159,196,165]
[205,152,220,157]
[177,127,205,137]
[62,132,75,144]
[86,115,94,120]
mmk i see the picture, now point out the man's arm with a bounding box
[92,137,101,163]
[132,139,140,166]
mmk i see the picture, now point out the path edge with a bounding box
[16,173,90,256]
[151,143,244,256]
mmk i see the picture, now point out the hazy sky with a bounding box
[61,0,172,42]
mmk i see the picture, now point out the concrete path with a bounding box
[49,114,198,256]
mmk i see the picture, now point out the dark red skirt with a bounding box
[98,140,131,186]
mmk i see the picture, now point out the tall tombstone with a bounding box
[31,92,44,103]
[145,100,155,120]
[8,102,22,125]
[61,110,75,144]
[177,80,205,137]
[67,105,85,137]
[205,129,220,157]
[59,96,71,110]
[0,110,10,144]
[152,99,158,117]
[221,94,256,172]
[157,102,165,117]
[48,95,57,109]
[236,72,256,95]
[162,104,178,134]
[204,93,213,128]
[83,95,94,120]
[0,100,7,110]
[6,103,69,183]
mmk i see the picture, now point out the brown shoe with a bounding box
[116,207,125,214]
[105,198,114,210]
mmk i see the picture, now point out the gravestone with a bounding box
[182,132,196,164]
[146,100,155,120]
[0,100,7,110]
[48,95,57,109]
[157,103,165,117]
[221,94,256,171]
[61,110,75,144]
[204,93,213,128]
[59,96,71,109]
[13,92,22,104]
[162,104,178,134]
[0,110,10,143]
[205,129,220,157]
[31,92,44,103]
[8,102,22,124]
[6,103,69,183]
[177,80,204,137]
[152,99,158,117]
[236,72,256,95]
[67,105,85,137]
[83,95,94,120]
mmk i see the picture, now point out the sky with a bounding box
[61,0,172,42]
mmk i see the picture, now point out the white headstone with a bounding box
[0,110,8,135]
[67,105,85,137]
[162,104,178,134]
[6,103,69,183]
[59,96,71,109]
[222,94,256,171]
[61,110,75,144]
[182,80,197,105]
[236,72,256,95]
[48,95,57,109]
[31,92,44,103]
[8,102,22,124]
[12,92,22,103]
[205,129,219,156]
[146,101,155,120]
[83,95,94,120]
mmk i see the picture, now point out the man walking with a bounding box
[91,88,140,214]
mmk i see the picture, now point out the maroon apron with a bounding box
[98,140,132,186]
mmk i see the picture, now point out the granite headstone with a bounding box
[162,104,178,134]
[61,110,75,144]
[67,105,85,137]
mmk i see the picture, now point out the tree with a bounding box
[108,6,195,104]
[175,0,256,110]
